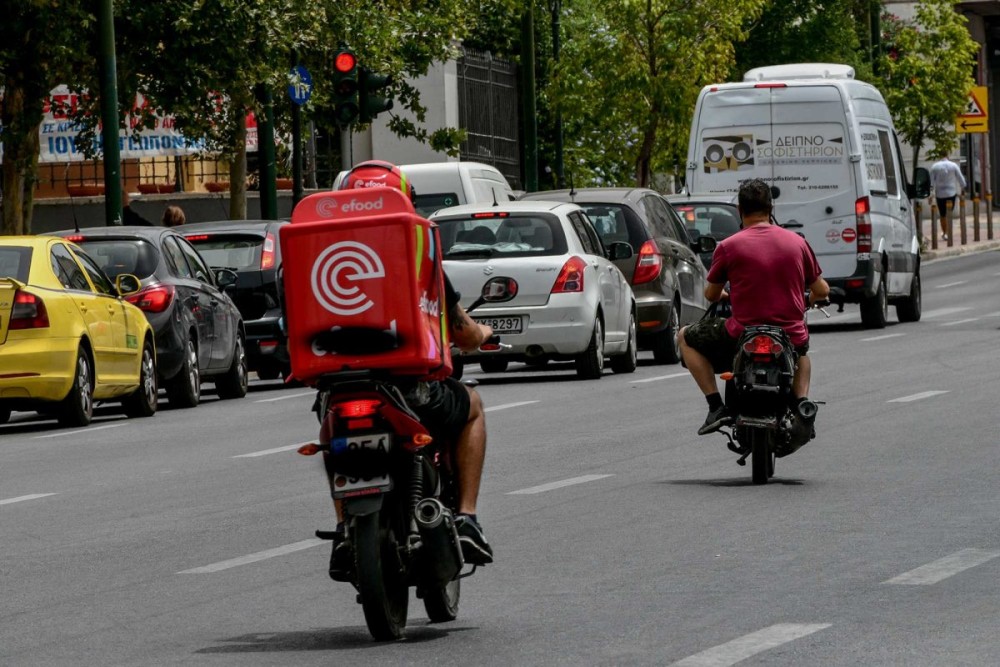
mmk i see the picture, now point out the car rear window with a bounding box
[186,234,263,270]
[574,204,646,249]
[672,203,741,241]
[437,214,568,258]
[75,239,159,279]
[0,247,32,282]
[414,193,461,217]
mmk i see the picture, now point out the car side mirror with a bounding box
[606,242,634,261]
[115,273,142,296]
[911,167,931,199]
[696,236,717,253]
[214,268,238,290]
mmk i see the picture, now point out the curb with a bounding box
[921,239,1000,261]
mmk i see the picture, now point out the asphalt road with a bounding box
[3,251,999,666]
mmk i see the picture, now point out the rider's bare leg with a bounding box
[679,326,719,395]
[793,355,811,398]
[455,386,486,516]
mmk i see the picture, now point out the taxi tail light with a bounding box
[9,291,49,329]
[261,232,276,270]
[632,240,662,285]
[551,256,586,293]
[855,196,872,253]
[335,399,382,418]
[125,284,174,313]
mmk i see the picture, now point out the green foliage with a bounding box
[878,0,978,171]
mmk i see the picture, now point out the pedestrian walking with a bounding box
[930,151,966,241]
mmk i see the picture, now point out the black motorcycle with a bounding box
[298,277,515,640]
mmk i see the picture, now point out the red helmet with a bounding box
[341,160,414,200]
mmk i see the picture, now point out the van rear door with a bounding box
[690,86,774,194]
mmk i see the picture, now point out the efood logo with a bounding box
[341,196,384,214]
[315,197,338,218]
[311,241,386,315]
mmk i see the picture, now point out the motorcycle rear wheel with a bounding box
[354,512,409,640]
[423,576,461,622]
[750,428,775,485]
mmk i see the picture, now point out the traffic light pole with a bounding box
[97,0,122,225]
[340,124,352,172]
[521,7,539,192]
[255,84,278,220]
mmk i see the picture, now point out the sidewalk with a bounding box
[915,199,1000,261]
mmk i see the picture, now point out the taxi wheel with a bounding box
[123,341,158,418]
[59,347,94,427]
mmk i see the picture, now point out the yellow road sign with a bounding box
[957,86,989,134]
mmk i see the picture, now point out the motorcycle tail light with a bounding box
[345,418,374,430]
[335,399,381,418]
[743,335,783,356]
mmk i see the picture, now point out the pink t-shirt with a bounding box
[706,224,822,346]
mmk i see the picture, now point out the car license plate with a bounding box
[474,316,523,334]
[331,433,393,498]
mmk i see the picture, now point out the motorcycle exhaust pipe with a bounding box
[796,399,818,422]
[414,498,464,583]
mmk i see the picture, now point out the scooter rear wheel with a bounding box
[423,576,460,622]
[354,511,409,640]
[750,428,775,485]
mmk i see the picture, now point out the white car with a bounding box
[430,201,637,379]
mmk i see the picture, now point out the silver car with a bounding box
[430,201,637,379]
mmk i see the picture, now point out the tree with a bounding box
[878,0,978,173]
[550,0,765,188]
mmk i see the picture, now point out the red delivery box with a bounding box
[280,188,452,383]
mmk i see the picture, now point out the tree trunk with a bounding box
[635,114,659,188]
[1,83,41,236]
[229,108,248,220]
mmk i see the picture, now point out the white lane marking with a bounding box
[485,401,539,413]
[0,493,58,506]
[888,390,949,403]
[861,333,906,342]
[178,538,325,574]
[941,318,981,327]
[935,281,968,289]
[883,548,1000,585]
[632,372,689,384]
[233,443,310,458]
[671,623,831,667]
[507,474,613,495]
[33,423,124,439]
[254,391,315,404]
[922,307,973,319]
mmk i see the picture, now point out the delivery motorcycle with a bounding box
[297,277,515,640]
[713,298,828,484]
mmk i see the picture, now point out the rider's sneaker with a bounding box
[328,532,354,582]
[455,514,494,565]
[698,405,733,435]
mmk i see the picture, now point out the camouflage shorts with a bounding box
[682,317,739,373]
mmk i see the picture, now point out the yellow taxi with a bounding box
[0,236,158,427]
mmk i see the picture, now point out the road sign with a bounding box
[956,86,988,134]
[288,66,313,106]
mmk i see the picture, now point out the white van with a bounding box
[685,63,930,328]
[334,161,516,218]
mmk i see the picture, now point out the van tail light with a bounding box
[551,256,586,293]
[743,334,783,361]
[855,196,872,253]
[125,284,174,313]
[632,240,662,285]
[261,232,276,270]
[9,291,50,329]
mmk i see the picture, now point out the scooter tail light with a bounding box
[335,399,381,418]
[743,335,783,356]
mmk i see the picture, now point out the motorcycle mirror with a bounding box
[481,276,518,303]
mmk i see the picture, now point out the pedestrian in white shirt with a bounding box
[930,153,966,241]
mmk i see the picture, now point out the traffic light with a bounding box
[359,67,394,123]
[332,48,359,125]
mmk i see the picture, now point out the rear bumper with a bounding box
[463,298,595,360]
[826,258,877,304]
[0,337,77,404]
[634,293,672,335]
[244,314,288,368]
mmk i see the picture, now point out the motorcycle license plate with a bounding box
[331,433,393,498]
[474,316,523,334]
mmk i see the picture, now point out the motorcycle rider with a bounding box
[678,178,830,436]
[322,160,496,576]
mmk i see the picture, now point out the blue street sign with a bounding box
[288,66,313,106]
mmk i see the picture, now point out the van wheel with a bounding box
[860,274,888,329]
[652,301,681,364]
[895,272,922,323]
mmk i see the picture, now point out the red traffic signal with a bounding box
[334,51,357,73]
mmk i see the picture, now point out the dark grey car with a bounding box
[521,188,715,363]
[665,193,741,270]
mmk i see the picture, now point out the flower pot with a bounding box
[67,184,105,197]
[137,183,175,194]
[205,181,230,193]
[276,178,293,190]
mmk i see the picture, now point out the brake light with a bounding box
[186,234,210,242]
[743,335,783,358]
[632,240,662,285]
[9,291,49,329]
[855,196,872,253]
[261,232,276,270]
[336,399,381,418]
[551,256,586,293]
[65,235,85,243]
[754,83,787,88]
[125,284,174,313]
[472,212,509,219]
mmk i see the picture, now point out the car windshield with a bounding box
[186,234,263,269]
[414,192,461,218]
[437,214,567,258]
[672,203,741,241]
[75,239,159,279]
[0,247,32,282]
